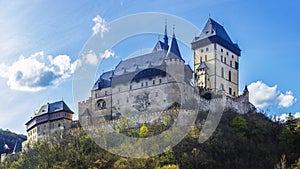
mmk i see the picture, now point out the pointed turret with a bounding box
[166,30,182,60]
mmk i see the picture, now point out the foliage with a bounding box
[0,129,26,154]
[2,111,300,169]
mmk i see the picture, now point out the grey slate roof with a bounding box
[113,50,166,76]
[166,34,182,60]
[33,100,73,117]
[93,70,113,90]
[94,29,189,89]
[197,62,208,70]
[192,18,241,56]
[153,41,169,52]
[198,18,233,44]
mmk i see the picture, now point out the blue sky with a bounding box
[0,0,300,134]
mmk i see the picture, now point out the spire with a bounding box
[166,27,182,60]
[163,20,168,50]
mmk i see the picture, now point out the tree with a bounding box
[139,123,149,137]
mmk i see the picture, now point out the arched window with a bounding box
[102,101,106,108]
[220,83,224,91]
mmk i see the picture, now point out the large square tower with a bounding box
[191,18,241,97]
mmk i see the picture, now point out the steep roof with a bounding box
[192,18,241,56]
[93,70,113,90]
[153,40,169,52]
[198,18,233,44]
[113,51,166,76]
[197,62,208,70]
[166,33,182,60]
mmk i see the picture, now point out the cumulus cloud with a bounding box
[92,15,109,37]
[82,49,115,65]
[0,51,79,92]
[278,91,297,108]
[248,81,296,109]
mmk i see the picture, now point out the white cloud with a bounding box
[248,81,296,109]
[92,15,109,37]
[0,51,79,92]
[100,49,115,59]
[82,49,115,65]
[277,91,297,108]
[248,81,277,108]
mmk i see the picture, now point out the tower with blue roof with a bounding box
[192,18,241,97]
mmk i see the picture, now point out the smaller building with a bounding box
[24,101,73,146]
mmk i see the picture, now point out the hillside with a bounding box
[2,111,300,169]
[0,129,26,154]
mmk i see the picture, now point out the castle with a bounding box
[78,18,255,126]
[22,101,74,148]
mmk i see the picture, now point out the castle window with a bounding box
[228,71,232,82]
[220,83,224,91]
[105,91,107,95]
[234,92,236,96]
[58,123,61,128]
[152,79,155,85]
[141,82,144,87]
[145,82,148,87]
[221,48,223,52]
[224,57,227,64]
[102,101,106,108]
[130,85,132,90]
[221,67,224,78]
[226,52,229,55]
[159,79,162,84]
[232,55,234,59]
[206,47,209,51]
[201,49,203,53]
[229,87,232,95]
[230,61,232,67]
[205,55,207,61]
[221,55,223,62]
[235,62,239,70]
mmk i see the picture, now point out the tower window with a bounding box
[228,71,232,82]
[235,62,239,70]
[201,49,203,53]
[152,80,155,85]
[206,48,209,51]
[229,87,232,95]
[221,48,223,52]
[232,55,234,59]
[224,57,227,64]
[221,55,223,62]
[226,52,229,55]
[105,91,107,95]
[141,82,144,87]
[159,79,162,84]
[230,61,232,67]
[221,67,224,78]
[102,101,106,108]
[145,82,148,87]
[130,85,132,90]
